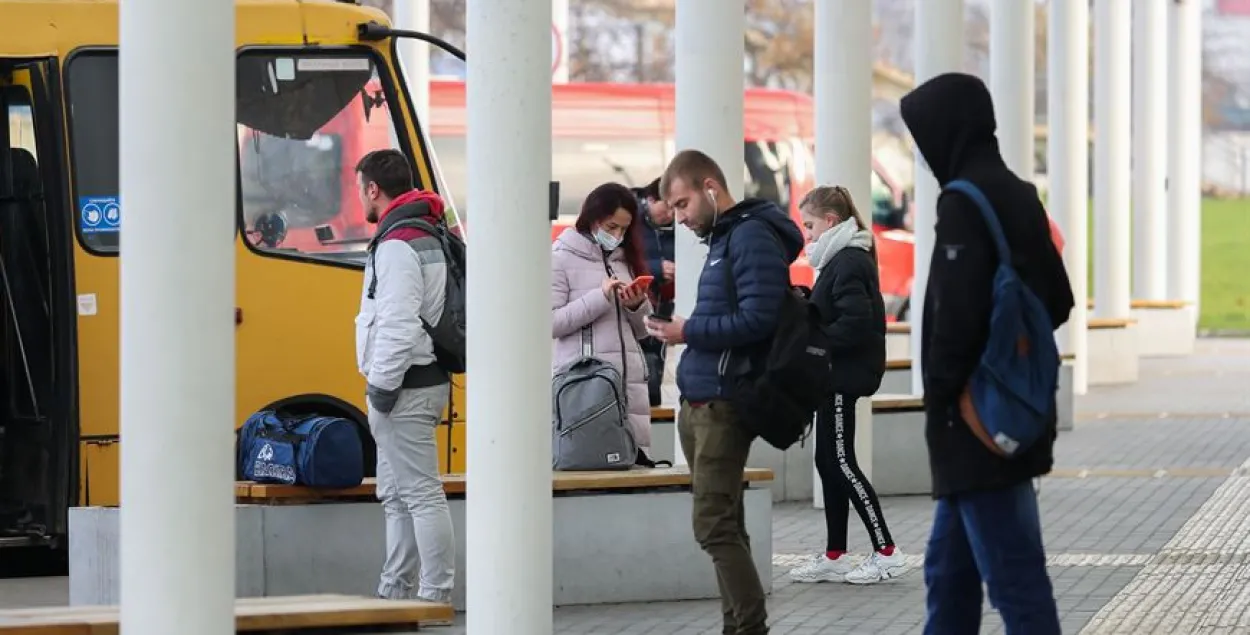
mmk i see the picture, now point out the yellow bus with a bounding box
[0,0,465,551]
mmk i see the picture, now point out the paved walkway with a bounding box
[4,338,1250,634]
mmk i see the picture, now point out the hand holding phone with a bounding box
[628,275,655,292]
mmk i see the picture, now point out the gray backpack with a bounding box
[552,328,638,471]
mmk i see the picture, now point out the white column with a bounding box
[1049,0,1091,395]
[990,0,1035,179]
[465,0,553,631]
[118,0,235,633]
[1093,0,1132,320]
[551,0,569,83]
[1132,0,1169,301]
[815,0,872,212]
[1168,0,1202,321]
[813,0,871,509]
[393,0,431,124]
[910,0,964,394]
[671,0,744,464]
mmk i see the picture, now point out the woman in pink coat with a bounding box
[551,182,659,463]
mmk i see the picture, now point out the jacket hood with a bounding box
[380,189,446,224]
[553,226,621,263]
[712,198,805,265]
[900,72,1001,185]
[372,189,448,245]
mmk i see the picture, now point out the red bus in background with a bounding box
[427,80,923,320]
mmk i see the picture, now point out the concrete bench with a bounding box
[881,356,1076,431]
[864,394,929,496]
[1088,317,1139,385]
[1130,300,1195,357]
[0,594,453,634]
[886,322,910,360]
[69,467,774,611]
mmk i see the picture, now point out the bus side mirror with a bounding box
[254,212,288,249]
[549,181,560,222]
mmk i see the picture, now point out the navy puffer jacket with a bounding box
[677,198,805,402]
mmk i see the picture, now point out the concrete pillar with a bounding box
[1092,0,1132,320]
[552,0,569,83]
[671,0,745,464]
[1048,0,1091,395]
[465,0,553,631]
[990,0,1035,179]
[815,0,872,214]
[911,0,964,394]
[1132,0,1169,301]
[393,0,431,124]
[1168,0,1202,320]
[118,0,235,633]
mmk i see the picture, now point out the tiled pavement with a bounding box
[4,338,1250,633]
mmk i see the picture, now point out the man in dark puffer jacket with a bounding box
[646,149,803,635]
[902,72,1073,635]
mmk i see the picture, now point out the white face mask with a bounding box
[594,228,621,252]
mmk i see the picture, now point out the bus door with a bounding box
[0,58,75,547]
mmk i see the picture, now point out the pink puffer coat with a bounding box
[551,227,653,448]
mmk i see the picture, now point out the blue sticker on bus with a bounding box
[80,196,121,234]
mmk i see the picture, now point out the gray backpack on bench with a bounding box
[552,328,638,471]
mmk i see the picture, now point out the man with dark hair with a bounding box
[901,73,1073,633]
[646,149,805,635]
[354,148,456,605]
[634,176,675,405]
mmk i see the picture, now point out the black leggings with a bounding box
[814,392,894,553]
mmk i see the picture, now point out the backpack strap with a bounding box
[943,179,1011,266]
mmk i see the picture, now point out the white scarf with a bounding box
[806,217,874,271]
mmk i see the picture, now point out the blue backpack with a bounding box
[237,410,365,488]
[943,180,1060,458]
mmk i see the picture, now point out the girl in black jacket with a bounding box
[787,185,909,585]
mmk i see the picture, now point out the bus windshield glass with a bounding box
[236,51,407,261]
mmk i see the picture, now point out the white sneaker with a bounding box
[787,553,858,583]
[845,549,910,585]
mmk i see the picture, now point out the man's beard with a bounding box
[691,199,717,237]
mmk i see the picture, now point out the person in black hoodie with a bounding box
[901,73,1073,634]
[785,185,910,586]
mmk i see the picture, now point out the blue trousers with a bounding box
[923,481,1060,635]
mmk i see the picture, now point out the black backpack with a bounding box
[368,216,467,374]
[720,217,835,450]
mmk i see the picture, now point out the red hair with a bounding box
[574,182,649,279]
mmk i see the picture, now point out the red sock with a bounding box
[825,550,846,561]
[878,545,896,556]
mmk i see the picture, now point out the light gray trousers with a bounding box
[368,383,455,602]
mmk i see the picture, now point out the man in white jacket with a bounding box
[354,149,455,604]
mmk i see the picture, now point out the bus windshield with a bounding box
[236,51,407,261]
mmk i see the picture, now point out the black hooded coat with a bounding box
[900,73,1076,498]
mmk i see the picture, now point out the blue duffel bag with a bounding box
[237,410,364,488]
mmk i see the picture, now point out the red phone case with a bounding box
[630,275,654,290]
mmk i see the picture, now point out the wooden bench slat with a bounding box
[872,394,925,411]
[0,595,453,634]
[237,466,775,502]
[886,322,910,334]
[650,406,675,420]
[1089,317,1135,329]
[887,352,1076,369]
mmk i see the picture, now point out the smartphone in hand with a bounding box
[628,275,655,292]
